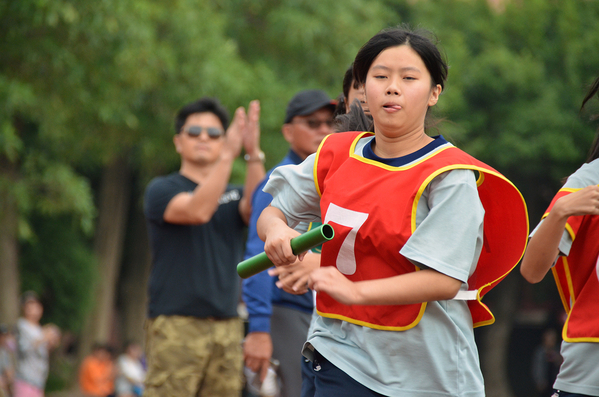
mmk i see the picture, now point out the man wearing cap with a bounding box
[242,89,336,397]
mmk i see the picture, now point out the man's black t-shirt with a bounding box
[143,172,246,318]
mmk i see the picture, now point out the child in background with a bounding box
[115,341,145,397]
[0,324,15,397]
[13,291,61,397]
[521,76,599,397]
[79,343,116,397]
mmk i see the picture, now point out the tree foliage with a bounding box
[20,215,97,332]
[409,0,599,218]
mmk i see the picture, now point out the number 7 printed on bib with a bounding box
[323,203,369,276]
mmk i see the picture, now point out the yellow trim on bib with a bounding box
[313,133,334,198]
[551,262,572,314]
[558,257,599,342]
[411,164,529,328]
[347,133,457,172]
[316,301,427,331]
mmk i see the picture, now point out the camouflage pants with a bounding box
[143,315,243,397]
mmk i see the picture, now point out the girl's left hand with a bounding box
[269,252,320,294]
[309,267,360,305]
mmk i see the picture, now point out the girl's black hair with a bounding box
[342,63,360,100]
[353,26,448,90]
[581,76,599,162]
[335,100,374,133]
[334,64,362,118]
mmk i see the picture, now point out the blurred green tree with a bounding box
[0,0,394,359]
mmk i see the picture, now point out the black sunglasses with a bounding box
[183,126,224,139]
[295,119,336,129]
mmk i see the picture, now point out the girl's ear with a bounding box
[428,84,442,107]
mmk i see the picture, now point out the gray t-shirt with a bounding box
[15,318,49,390]
[265,136,486,396]
[530,158,599,396]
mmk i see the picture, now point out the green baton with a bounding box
[237,223,335,279]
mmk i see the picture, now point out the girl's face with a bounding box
[23,301,43,323]
[364,45,441,138]
[346,83,369,115]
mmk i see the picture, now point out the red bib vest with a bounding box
[545,188,599,342]
[314,131,529,330]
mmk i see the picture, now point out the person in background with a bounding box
[333,64,370,118]
[531,328,562,397]
[143,97,264,397]
[79,343,116,397]
[0,324,15,397]
[13,291,61,397]
[242,90,336,397]
[521,76,599,397]
[115,341,145,397]
[268,92,374,397]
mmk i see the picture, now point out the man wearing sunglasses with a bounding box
[243,90,336,397]
[143,97,265,397]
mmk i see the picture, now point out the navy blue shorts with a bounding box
[301,349,386,397]
[301,356,316,397]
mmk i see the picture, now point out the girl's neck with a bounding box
[23,317,40,326]
[371,126,433,159]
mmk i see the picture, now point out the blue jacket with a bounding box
[242,150,314,333]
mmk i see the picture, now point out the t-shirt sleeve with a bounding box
[143,176,185,225]
[400,169,485,283]
[242,178,275,333]
[244,178,272,259]
[264,154,322,228]
[529,219,573,258]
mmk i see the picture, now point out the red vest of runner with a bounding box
[314,131,528,330]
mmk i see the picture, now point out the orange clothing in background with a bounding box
[79,355,115,397]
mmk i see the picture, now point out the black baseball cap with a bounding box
[284,90,337,124]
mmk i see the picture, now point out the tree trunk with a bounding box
[78,157,131,358]
[480,272,520,397]
[118,202,152,345]
[0,157,20,325]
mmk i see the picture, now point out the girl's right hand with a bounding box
[263,222,302,267]
[554,185,599,218]
[269,252,321,294]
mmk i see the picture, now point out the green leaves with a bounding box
[3,0,599,334]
